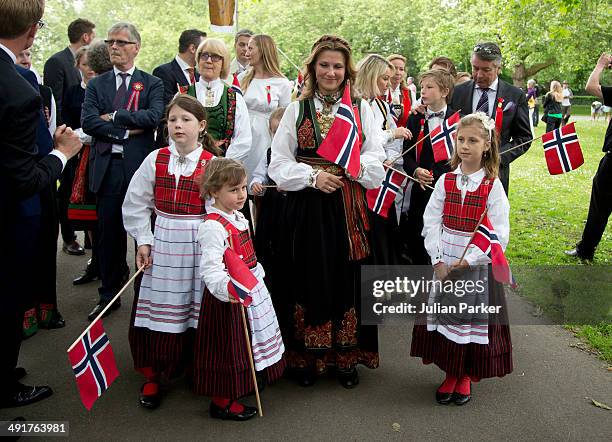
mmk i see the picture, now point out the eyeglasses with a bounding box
[199,52,223,62]
[473,44,501,56]
[37,19,46,29]
[104,39,137,47]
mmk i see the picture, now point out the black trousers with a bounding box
[0,214,40,397]
[57,156,78,243]
[532,104,539,127]
[35,185,59,306]
[545,116,562,133]
[577,152,612,257]
[96,158,130,301]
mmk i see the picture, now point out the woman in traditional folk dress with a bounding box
[194,38,251,161]
[355,54,411,264]
[268,35,386,389]
[239,34,292,181]
[122,95,221,409]
[410,113,513,406]
[387,54,413,128]
[193,158,285,421]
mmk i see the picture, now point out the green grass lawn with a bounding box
[508,119,612,363]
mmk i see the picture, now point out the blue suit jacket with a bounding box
[81,68,164,193]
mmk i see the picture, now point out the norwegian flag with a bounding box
[224,247,257,307]
[67,320,119,410]
[541,122,584,175]
[430,111,460,163]
[294,71,304,98]
[366,167,407,218]
[231,73,243,96]
[470,215,514,286]
[316,81,361,177]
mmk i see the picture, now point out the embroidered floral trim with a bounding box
[297,118,316,150]
[335,308,358,346]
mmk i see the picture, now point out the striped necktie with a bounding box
[476,88,490,115]
[187,67,196,85]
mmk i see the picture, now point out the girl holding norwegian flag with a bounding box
[410,112,513,406]
[194,158,285,421]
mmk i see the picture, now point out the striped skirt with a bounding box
[192,290,286,399]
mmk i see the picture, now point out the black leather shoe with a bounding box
[39,310,65,329]
[62,240,85,256]
[209,401,258,421]
[453,392,471,406]
[14,367,27,381]
[337,368,359,389]
[139,382,161,409]
[87,298,121,322]
[294,368,317,387]
[73,260,99,285]
[564,248,593,262]
[0,384,53,408]
[435,390,454,405]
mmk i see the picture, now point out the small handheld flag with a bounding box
[430,111,460,163]
[316,81,362,177]
[366,167,407,218]
[294,71,304,98]
[177,82,196,98]
[67,320,119,410]
[224,247,257,306]
[542,122,584,175]
[470,215,513,285]
[231,73,243,96]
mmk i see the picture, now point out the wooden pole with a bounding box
[384,164,434,191]
[500,134,541,156]
[456,207,489,265]
[240,305,263,417]
[67,266,145,352]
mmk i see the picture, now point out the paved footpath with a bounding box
[1,240,611,441]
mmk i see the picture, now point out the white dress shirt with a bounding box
[122,142,205,246]
[472,78,499,117]
[175,55,194,84]
[369,98,402,164]
[268,97,386,191]
[111,66,136,154]
[194,77,252,162]
[423,166,510,266]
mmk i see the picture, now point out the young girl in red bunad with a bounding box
[194,158,285,421]
[122,95,220,409]
[410,112,513,406]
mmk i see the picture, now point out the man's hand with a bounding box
[100,113,111,122]
[54,125,82,160]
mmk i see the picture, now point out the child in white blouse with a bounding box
[410,112,513,406]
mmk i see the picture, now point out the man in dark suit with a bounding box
[82,22,164,321]
[44,18,96,256]
[0,0,82,409]
[152,28,206,148]
[450,42,532,194]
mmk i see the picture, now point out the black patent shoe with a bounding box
[62,240,85,256]
[87,298,121,322]
[209,401,258,421]
[337,368,359,389]
[73,260,100,285]
[139,382,161,409]
[294,368,317,387]
[0,384,53,408]
[435,390,454,405]
[452,381,472,406]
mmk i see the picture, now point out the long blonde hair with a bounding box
[300,35,357,101]
[549,80,563,102]
[241,34,285,92]
[355,54,394,99]
[449,113,500,179]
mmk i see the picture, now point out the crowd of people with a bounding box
[1,0,611,426]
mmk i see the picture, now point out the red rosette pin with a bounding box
[132,82,144,92]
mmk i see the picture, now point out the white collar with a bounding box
[175,54,193,72]
[475,77,498,92]
[452,166,485,183]
[81,80,87,89]
[206,205,246,225]
[168,141,203,161]
[113,65,136,77]
[0,43,16,63]
[199,77,222,89]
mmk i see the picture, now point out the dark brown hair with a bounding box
[67,18,95,44]
[199,158,247,199]
[165,95,222,157]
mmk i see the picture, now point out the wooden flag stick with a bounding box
[227,234,263,417]
[240,305,263,417]
[261,185,277,188]
[383,164,435,191]
[457,208,489,265]
[500,134,543,156]
[67,265,145,353]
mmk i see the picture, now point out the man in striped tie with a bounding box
[450,42,532,194]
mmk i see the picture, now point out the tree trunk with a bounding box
[512,58,556,88]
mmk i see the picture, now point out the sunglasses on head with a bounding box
[473,44,500,56]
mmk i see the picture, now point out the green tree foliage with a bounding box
[33,0,610,90]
